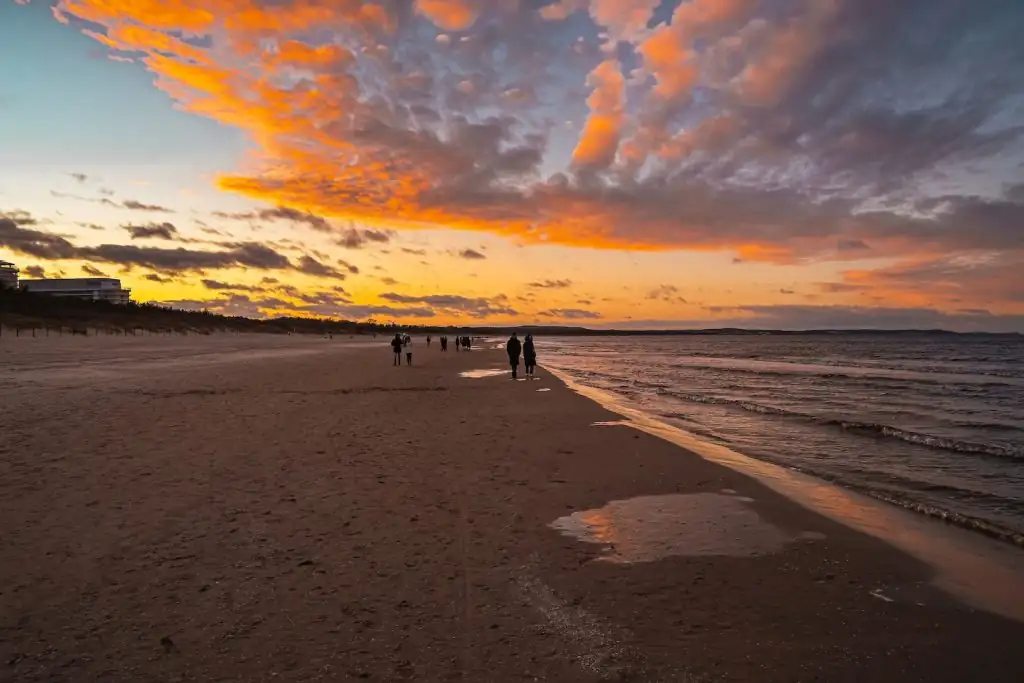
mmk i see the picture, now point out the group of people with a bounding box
[505,332,537,379]
[431,335,471,352]
[391,331,537,380]
[390,332,475,365]
[390,333,413,366]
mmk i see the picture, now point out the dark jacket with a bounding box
[506,336,522,359]
[523,339,536,362]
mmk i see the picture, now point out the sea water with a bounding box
[539,333,1024,546]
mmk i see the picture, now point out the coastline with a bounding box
[546,366,1024,623]
[2,338,1023,681]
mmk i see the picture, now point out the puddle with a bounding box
[720,488,756,503]
[459,368,507,379]
[537,388,551,392]
[591,420,630,427]
[550,493,820,563]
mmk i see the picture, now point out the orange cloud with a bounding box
[590,0,661,43]
[414,0,481,31]
[46,0,813,257]
[572,59,626,170]
[617,0,754,168]
[840,253,1024,315]
[636,23,697,102]
[268,40,355,69]
[735,0,839,105]
[637,0,753,101]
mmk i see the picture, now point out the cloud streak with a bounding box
[529,279,572,289]
[538,308,601,320]
[165,295,435,321]
[124,222,178,240]
[1,210,343,277]
[379,292,516,318]
[121,199,173,213]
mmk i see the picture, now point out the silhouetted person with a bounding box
[455,336,461,352]
[427,335,432,347]
[524,334,537,377]
[463,336,471,350]
[440,336,448,352]
[406,337,413,366]
[506,333,522,379]
[391,333,403,366]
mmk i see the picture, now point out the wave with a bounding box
[813,476,1024,549]
[654,389,1024,461]
[653,419,1024,548]
[544,340,1024,550]
[656,428,1024,548]
[837,421,1023,460]
[670,358,1024,387]
[675,352,1024,380]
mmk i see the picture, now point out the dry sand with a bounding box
[2,335,1024,682]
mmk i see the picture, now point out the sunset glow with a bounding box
[2,0,1022,330]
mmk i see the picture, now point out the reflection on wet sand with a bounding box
[459,368,507,379]
[551,493,814,563]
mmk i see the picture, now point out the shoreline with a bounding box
[546,365,1024,623]
[2,339,1024,681]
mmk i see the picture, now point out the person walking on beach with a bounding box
[391,333,403,366]
[464,336,472,351]
[455,336,461,352]
[427,335,432,348]
[440,335,448,352]
[523,334,537,378]
[506,332,522,379]
[405,337,413,366]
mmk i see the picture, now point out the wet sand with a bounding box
[2,337,1024,682]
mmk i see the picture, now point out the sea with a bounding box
[536,334,1024,547]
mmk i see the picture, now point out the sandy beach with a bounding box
[2,335,1024,682]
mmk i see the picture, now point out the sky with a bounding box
[1,0,1023,331]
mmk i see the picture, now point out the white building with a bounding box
[19,277,132,304]
[0,260,18,289]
